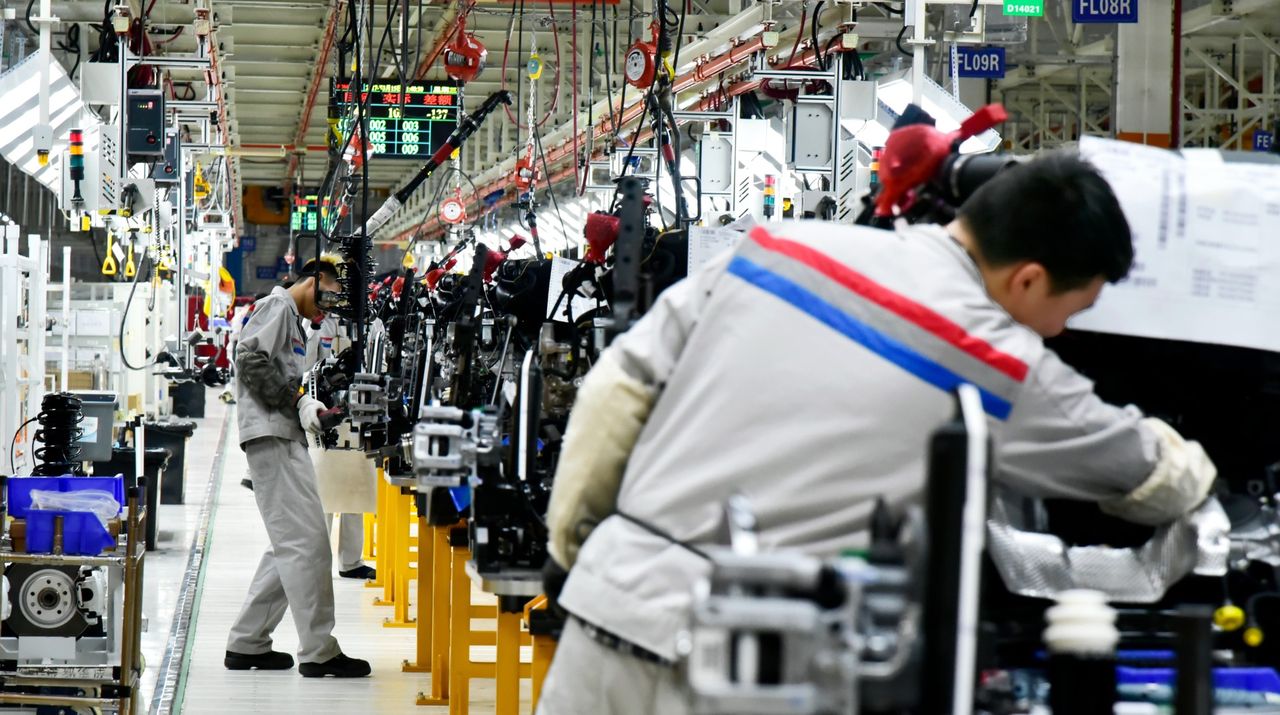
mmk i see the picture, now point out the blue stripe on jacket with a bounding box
[727,256,1013,420]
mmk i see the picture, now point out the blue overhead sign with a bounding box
[952,47,1006,79]
[1254,130,1273,152]
[1073,0,1139,23]
[255,266,278,280]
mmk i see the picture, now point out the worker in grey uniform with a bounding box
[304,314,375,580]
[224,258,372,678]
[536,152,1217,714]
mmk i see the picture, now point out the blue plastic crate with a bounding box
[25,509,116,555]
[6,475,124,518]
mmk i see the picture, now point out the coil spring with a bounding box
[31,392,85,476]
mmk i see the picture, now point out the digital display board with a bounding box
[290,194,324,234]
[329,80,459,159]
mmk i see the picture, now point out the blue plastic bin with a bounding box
[5,475,124,555]
[6,475,125,519]
[25,510,117,555]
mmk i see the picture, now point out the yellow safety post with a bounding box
[524,595,557,710]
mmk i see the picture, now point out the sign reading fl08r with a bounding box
[1073,0,1139,23]
[952,47,1006,79]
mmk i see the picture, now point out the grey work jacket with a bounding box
[557,221,1161,662]
[235,286,309,447]
[304,315,340,366]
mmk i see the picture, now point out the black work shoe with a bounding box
[225,650,294,670]
[241,478,254,491]
[338,565,376,580]
[299,653,371,678]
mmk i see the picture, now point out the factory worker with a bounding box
[224,256,371,678]
[536,151,1217,714]
[303,313,376,581]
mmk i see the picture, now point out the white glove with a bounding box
[1100,417,1217,525]
[545,350,657,569]
[297,395,326,435]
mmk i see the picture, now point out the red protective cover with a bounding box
[583,212,620,264]
[874,104,1008,217]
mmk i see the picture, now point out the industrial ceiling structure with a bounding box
[6,0,1280,248]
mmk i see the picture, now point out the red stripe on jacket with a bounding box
[749,226,1030,382]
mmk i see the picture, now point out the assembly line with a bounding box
[2,0,1280,713]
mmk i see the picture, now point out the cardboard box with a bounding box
[66,371,94,391]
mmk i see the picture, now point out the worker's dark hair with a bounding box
[957,150,1133,293]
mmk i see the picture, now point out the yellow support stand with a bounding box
[418,520,557,712]
[362,512,377,563]
[434,526,524,715]
[416,521,461,706]
[404,512,433,674]
[385,488,417,628]
[369,469,388,591]
[523,595,557,711]
[374,478,397,605]
[494,607,522,715]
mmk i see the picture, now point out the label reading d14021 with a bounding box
[1073,0,1138,23]
[952,47,1006,79]
[1003,0,1044,16]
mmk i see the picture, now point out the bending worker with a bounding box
[224,257,371,678]
[537,151,1217,714]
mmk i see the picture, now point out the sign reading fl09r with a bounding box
[1073,0,1139,23]
[952,47,1006,79]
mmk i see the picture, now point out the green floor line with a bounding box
[163,405,233,715]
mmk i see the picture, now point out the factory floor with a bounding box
[138,389,528,714]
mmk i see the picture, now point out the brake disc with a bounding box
[4,564,91,638]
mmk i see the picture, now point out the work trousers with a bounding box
[327,512,365,572]
[536,619,688,715]
[226,437,341,663]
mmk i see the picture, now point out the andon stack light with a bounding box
[869,148,882,188]
[69,129,85,205]
[763,174,776,219]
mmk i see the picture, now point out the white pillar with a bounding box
[1116,0,1174,147]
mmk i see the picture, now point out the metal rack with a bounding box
[0,487,147,715]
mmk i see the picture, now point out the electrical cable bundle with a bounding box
[119,244,155,371]
[30,393,86,476]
